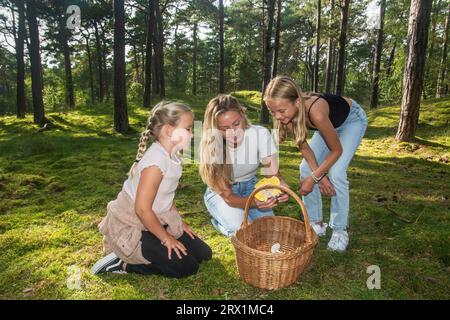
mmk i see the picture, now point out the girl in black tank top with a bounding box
[307,94,351,130]
[264,75,368,253]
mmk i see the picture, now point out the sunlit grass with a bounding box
[0,94,448,299]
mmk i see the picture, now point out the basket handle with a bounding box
[242,184,313,245]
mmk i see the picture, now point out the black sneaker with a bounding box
[91,253,127,275]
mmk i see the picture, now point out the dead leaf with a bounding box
[157,288,168,300]
[211,288,223,296]
[177,183,192,190]
[438,156,449,163]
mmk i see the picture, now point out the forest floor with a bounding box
[0,93,449,299]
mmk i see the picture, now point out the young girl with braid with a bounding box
[91,101,212,278]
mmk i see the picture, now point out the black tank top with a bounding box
[307,94,350,130]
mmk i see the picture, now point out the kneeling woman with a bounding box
[199,94,289,237]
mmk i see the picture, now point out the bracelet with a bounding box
[311,171,325,183]
[161,238,168,245]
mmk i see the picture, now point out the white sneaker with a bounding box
[311,222,328,237]
[327,230,349,252]
[91,252,127,275]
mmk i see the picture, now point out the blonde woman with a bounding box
[263,75,368,252]
[91,101,211,278]
[199,94,289,237]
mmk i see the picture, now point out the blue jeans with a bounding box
[203,176,274,237]
[300,100,368,231]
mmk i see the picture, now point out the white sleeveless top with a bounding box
[123,141,182,214]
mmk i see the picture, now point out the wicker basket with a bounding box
[231,184,319,290]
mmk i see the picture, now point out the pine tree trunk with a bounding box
[396,0,433,142]
[313,0,321,92]
[335,0,350,96]
[423,0,441,99]
[143,0,155,108]
[59,15,75,109]
[271,0,281,78]
[308,44,313,91]
[219,0,225,93]
[155,0,165,98]
[113,0,129,133]
[370,0,386,109]
[85,36,95,104]
[436,3,449,98]
[260,0,275,124]
[192,21,198,96]
[325,0,335,93]
[16,0,26,118]
[385,44,395,78]
[94,22,104,102]
[174,17,180,90]
[26,0,45,125]
[102,34,110,101]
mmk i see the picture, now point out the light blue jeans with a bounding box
[300,100,368,231]
[203,176,274,237]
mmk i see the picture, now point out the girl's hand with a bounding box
[182,222,197,239]
[255,197,278,210]
[299,176,315,196]
[162,235,187,260]
[318,176,336,196]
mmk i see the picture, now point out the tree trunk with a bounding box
[271,0,281,78]
[436,3,449,98]
[26,0,45,125]
[152,52,159,94]
[332,44,338,93]
[423,0,441,99]
[16,0,26,118]
[113,0,129,133]
[260,0,275,124]
[58,14,75,109]
[396,0,432,142]
[370,0,386,109]
[385,44,395,77]
[219,0,225,93]
[85,35,95,104]
[174,15,180,90]
[94,22,104,102]
[192,21,197,96]
[325,0,335,93]
[102,34,110,100]
[308,44,313,91]
[335,0,350,96]
[143,0,155,108]
[313,0,321,92]
[155,0,165,98]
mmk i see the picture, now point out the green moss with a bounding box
[0,95,449,299]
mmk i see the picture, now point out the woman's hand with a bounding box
[254,197,278,210]
[162,235,187,260]
[299,176,315,196]
[277,179,290,203]
[182,221,197,239]
[318,176,336,196]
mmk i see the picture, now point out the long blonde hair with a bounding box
[199,94,250,193]
[128,101,192,177]
[263,75,313,147]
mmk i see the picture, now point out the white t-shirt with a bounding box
[123,141,182,214]
[227,125,278,183]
